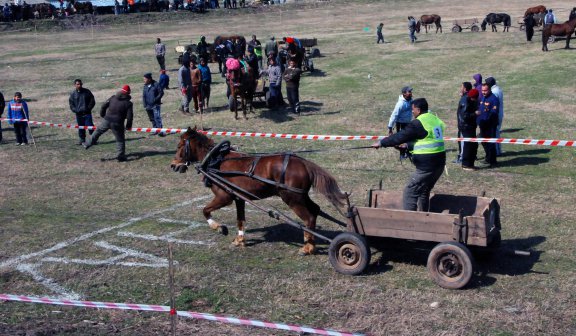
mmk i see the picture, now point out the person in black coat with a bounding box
[459,89,479,170]
[524,13,535,42]
[69,79,96,145]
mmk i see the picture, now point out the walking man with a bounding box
[84,85,133,162]
[142,72,165,136]
[155,38,166,70]
[387,86,414,135]
[408,16,418,43]
[69,79,96,145]
[376,22,384,44]
[372,98,446,211]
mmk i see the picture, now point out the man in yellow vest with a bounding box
[372,98,446,211]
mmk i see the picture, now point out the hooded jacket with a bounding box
[472,73,482,92]
[100,92,133,129]
[142,80,163,110]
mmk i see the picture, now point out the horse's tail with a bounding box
[504,14,511,27]
[302,159,346,207]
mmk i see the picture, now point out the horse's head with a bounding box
[415,21,421,33]
[170,126,214,173]
[481,19,488,31]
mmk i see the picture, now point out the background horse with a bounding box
[227,60,256,119]
[416,14,442,33]
[542,17,576,51]
[481,13,511,32]
[170,127,347,255]
[525,5,546,17]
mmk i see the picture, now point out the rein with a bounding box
[242,145,374,156]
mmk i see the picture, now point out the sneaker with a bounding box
[462,166,476,171]
[15,143,22,146]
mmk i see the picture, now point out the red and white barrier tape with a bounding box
[2,118,575,146]
[0,294,365,336]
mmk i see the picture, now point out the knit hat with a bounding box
[143,73,152,80]
[467,88,479,99]
[121,85,131,94]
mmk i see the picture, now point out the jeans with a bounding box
[145,105,163,129]
[181,86,192,112]
[403,163,445,211]
[377,32,384,43]
[75,113,94,141]
[13,122,29,144]
[409,29,417,43]
[156,55,166,70]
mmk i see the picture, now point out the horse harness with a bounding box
[191,140,305,194]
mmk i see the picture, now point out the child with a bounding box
[158,69,170,90]
[7,92,30,145]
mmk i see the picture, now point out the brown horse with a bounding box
[542,17,576,51]
[227,61,256,120]
[170,127,347,255]
[525,5,546,17]
[417,14,442,33]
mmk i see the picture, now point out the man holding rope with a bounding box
[372,98,446,212]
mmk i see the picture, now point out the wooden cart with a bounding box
[452,18,480,32]
[329,189,502,289]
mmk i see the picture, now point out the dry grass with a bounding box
[1,0,575,335]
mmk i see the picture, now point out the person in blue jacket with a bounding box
[198,57,212,109]
[7,92,30,145]
[387,86,414,135]
[158,69,170,90]
[476,83,500,167]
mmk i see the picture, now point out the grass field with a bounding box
[1,0,575,335]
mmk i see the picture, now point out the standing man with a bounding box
[155,38,166,71]
[190,59,203,113]
[198,58,212,109]
[459,88,479,170]
[485,77,503,156]
[142,72,165,136]
[544,9,556,25]
[408,16,418,43]
[178,59,192,114]
[84,85,133,162]
[69,79,96,145]
[476,83,499,168]
[453,82,472,164]
[214,40,226,75]
[524,13,535,42]
[196,36,210,64]
[376,22,384,44]
[372,98,446,212]
[265,36,278,65]
[0,90,5,143]
[283,59,302,115]
[7,92,30,146]
[248,35,263,69]
[387,86,414,135]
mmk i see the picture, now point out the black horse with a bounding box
[481,13,511,32]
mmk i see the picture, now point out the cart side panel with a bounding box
[466,216,488,246]
[354,207,457,242]
[368,190,403,209]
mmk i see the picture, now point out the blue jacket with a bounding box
[142,80,164,110]
[7,99,29,124]
[477,93,499,126]
[198,64,212,85]
[387,95,413,129]
[158,73,170,90]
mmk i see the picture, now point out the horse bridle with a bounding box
[183,138,194,167]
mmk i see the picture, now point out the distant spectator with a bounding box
[7,92,29,145]
[476,84,499,167]
[408,16,417,43]
[158,69,170,90]
[214,41,226,74]
[198,58,211,108]
[544,9,555,24]
[485,76,503,156]
[524,13,535,42]
[570,7,576,21]
[472,73,482,92]
[377,22,384,44]
[155,38,166,70]
[190,59,203,113]
[248,35,263,69]
[283,59,302,114]
[264,36,278,62]
[461,89,479,170]
[196,36,210,64]
[260,56,282,108]
[0,89,5,143]
[178,60,192,114]
[68,79,96,145]
[453,82,472,164]
[142,72,165,136]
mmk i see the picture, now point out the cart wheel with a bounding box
[311,47,320,58]
[452,25,462,33]
[308,59,314,72]
[427,242,473,289]
[228,95,237,112]
[329,232,371,276]
[471,25,480,32]
[548,35,555,43]
[519,24,525,31]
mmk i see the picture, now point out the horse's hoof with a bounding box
[231,237,245,247]
[219,225,229,236]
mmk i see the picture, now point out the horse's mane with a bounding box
[188,128,215,151]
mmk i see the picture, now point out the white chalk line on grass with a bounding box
[0,196,210,270]
[16,263,82,300]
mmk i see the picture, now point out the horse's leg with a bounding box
[203,190,233,235]
[280,192,320,256]
[242,96,247,120]
[566,33,572,49]
[232,199,246,247]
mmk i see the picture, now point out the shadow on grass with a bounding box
[500,127,524,133]
[99,149,176,162]
[498,148,550,167]
[306,69,327,77]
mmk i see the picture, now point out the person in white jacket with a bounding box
[485,77,503,156]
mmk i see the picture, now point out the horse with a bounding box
[525,5,546,17]
[226,59,256,119]
[542,17,576,51]
[481,13,511,32]
[416,14,442,34]
[169,127,347,255]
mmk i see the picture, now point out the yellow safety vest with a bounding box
[411,112,446,155]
